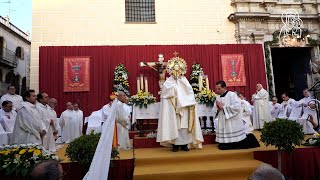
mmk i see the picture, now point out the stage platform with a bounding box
[55,132,314,180]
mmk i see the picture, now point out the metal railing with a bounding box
[0,46,17,67]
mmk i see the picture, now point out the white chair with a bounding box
[86,110,103,135]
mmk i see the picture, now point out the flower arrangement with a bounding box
[303,133,320,146]
[189,63,204,94]
[195,89,216,107]
[129,90,156,108]
[113,64,130,96]
[0,144,59,176]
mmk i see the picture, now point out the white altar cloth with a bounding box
[132,103,214,124]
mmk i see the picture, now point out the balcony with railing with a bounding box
[0,47,17,68]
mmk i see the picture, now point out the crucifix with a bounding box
[140,54,168,94]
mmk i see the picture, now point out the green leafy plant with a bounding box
[66,133,120,170]
[0,144,59,176]
[261,118,304,171]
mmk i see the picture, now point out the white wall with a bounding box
[31,0,236,91]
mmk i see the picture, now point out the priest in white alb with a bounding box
[11,90,46,145]
[47,98,59,140]
[156,57,203,152]
[297,89,313,113]
[278,92,298,119]
[269,96,281,120]
[36,93,56,152]
[0,101,17,132]
[0,85,23,110]
[237,93,254,134]
[60,102,81,143]
[115,91,132,150]
[73,102,84,136]
[252,84,272,129]
[213,81,259,150]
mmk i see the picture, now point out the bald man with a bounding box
[252,84,272,129]
[59,102,80,143]
[29,160,63,180]
[48,98,60,140]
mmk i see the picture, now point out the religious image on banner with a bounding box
[63,56,90,92]
[221,54,246,86]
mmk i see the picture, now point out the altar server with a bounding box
[213,81,259,150]
[238,93,254,134]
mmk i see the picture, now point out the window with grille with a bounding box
[125,0,156,22]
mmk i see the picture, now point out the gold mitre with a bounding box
[166,55,187,79]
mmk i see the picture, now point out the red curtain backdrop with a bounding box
[39,44,267,117]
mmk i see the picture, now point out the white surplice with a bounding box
[74,109,84,136]
[116,101,132,150]
[11,102,46,145]
[241,100,254,134]
[36,103,56,152]
[156,76,203,148]
[60,110,81,143]
[278,98,297,119]
[252,88,272,129]
[48,107,60,139]
[86,110,103,135]
[101,103,112,122]
[0,109,17,132]
[297,107,318,134]
[269,102,281,120]
[298,96,313,113]
[0,93,23,111]
[213,91,246,143]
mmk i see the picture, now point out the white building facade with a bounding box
[0,16,30,95]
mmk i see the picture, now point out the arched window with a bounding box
[21,77,27,94]
[15,46,24,59]
[0,37,4,57]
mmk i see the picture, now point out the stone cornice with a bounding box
[228,12,320,23]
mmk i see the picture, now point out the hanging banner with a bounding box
[221,54,246,86]
[63,56,90,92]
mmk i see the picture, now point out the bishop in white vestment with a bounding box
[252,84,272,129]
[213,81,259,150]
[11,90,46,145]
[156,76,203,152]
[0,85,23,110]
[60,102,81,143]
[36,93,56,152]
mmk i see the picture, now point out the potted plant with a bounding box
[66,132,119,170]
[260,118,304,171]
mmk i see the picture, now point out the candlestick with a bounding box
[137,78,141,93]
[140,74,144,91]
[145,77,148,93]
[198,75,203,91]
[205,76,209,91]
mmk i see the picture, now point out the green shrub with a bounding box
[261,118,305,152]
[66,133,119,170]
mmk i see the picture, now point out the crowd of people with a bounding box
[0,86,83,153]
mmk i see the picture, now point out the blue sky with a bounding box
[0,0,32,34]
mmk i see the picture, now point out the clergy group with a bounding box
[0,85,84,153]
